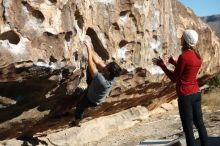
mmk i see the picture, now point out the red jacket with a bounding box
[161,50,201,96]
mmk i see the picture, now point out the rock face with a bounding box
[0,0,220,140]
[201,14,220,37]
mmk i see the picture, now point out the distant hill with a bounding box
[201,14,220,37]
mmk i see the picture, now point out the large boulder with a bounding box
[0,0,220,140]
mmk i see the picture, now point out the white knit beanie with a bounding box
[183,29,199,47]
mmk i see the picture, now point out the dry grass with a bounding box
[202,87,220,111]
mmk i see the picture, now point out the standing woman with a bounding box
[152,29,208,146]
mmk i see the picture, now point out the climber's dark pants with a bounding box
[178,92,208,146]
[75,67,97,120]
[75,94,96,120]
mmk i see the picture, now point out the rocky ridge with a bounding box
[201,14,220,37]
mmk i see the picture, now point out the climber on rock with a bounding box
[69,38,123,127]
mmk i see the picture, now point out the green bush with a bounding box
[208,74,220,87]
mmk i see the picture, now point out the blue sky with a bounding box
[179,0,220,16]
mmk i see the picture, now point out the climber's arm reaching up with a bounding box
[85,42,98,78]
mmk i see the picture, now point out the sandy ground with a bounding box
[85,88,220,146]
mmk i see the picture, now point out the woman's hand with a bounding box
[152,57,165,67]
[163,53,171,63]
[163,53,176,65]
[163,53,174,63]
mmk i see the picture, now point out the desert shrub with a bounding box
[208,74,220,87]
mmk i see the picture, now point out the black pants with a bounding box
[75,67,97,120]
[178,92,208,146]
[75,94,97,120]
